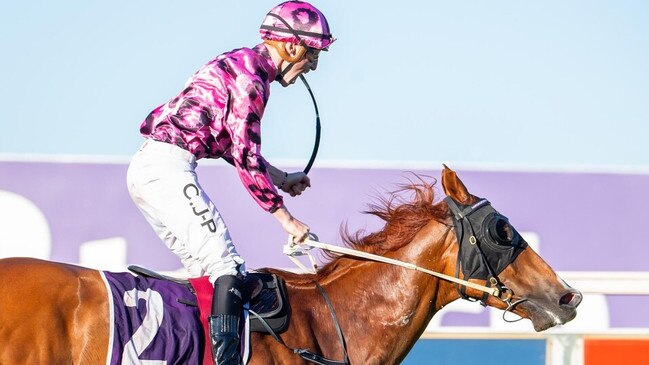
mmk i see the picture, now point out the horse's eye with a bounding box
[491,218,514,244]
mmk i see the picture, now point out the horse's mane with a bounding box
[312,176,450,280]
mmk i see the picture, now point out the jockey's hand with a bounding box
[272,206,310,244]
[281,172,311,197]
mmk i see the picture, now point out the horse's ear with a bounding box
[441,165,472,204]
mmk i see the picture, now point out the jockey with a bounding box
[126,1,335,364]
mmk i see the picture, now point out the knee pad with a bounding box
[212,274,244,316]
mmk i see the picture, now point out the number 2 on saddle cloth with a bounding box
[101,267,288,365]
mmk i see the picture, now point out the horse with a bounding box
[0,166,581,364]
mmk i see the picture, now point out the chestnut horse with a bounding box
[0,166,581,364]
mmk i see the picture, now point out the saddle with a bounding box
[127,266,290,334]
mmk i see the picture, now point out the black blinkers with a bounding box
[444,196,527,282]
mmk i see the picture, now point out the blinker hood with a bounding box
[444,196,527,281]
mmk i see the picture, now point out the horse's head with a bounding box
[441,165,581,331]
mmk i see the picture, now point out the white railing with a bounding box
[558,271,649,295]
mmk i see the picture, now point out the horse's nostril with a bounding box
[559,290,583,308]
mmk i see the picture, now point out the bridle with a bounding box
[285,197,531,321]
[276,196,532,364]
[444,196,529,322]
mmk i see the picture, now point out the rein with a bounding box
[285,235,528,321]
[284,236,501,297]
[276,197,532,362]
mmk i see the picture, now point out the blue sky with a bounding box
[1,1,647,170]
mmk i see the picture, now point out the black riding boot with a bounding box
[209,274,244,365]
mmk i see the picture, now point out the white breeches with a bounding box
[126,139,245,283]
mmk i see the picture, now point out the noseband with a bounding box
[444,196,529,321]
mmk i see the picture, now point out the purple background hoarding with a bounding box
[1,160,648,329]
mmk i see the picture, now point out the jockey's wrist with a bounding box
[279,172,288,189]
[266,164,286,187]
[271,206,291,224]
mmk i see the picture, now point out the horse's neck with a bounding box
[370,223,459,320]
[322,223,460,363]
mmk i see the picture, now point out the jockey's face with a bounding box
[278,44,320,87]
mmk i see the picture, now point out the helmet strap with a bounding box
[277,62,296,81]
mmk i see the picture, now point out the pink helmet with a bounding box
[260,1,335,51]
